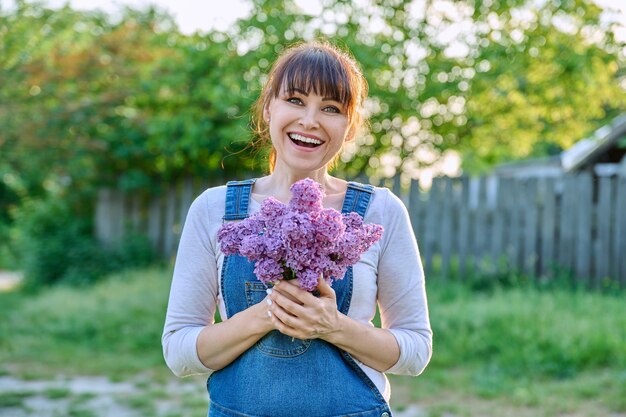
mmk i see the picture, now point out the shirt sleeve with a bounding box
[162,192,217,377]
[376,189,432,376]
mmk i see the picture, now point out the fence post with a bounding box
[472,176,488,273]
[539,177,556,278]
[595,175,613,286]
[616,171,626,287]
[95,188,125,247]
[424,178,444,276]
[457,176,471,280]
[130,193,142,233]
[491,177,505,274]
[507,179,523,273]
[575,172,593,283]
[440,178,453,280]
[148,195,162,254]
[408,178,421,243]
[523,178,539,278]
[163,186,177,258]
[558,175,576,275]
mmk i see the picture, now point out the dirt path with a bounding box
[0,271,22,292]
[0,374,207,417]
[0,374,425,417]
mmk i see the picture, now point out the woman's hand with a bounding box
[267,276,342,340]
[266,275,401,372]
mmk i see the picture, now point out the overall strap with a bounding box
[341,181,375,217]
[223,179,257,222]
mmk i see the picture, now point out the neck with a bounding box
[255,164,339,204]
[270,164,332,190]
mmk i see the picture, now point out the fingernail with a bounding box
[267,310,272,318]
[265,298,273,306]
[266,288,273,295]
[274,280,280,286]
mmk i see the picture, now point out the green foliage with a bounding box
[13,196,154,289]
[1,1,624,296]
[2,267,624,383]
[2,0,624,206]
[427,280,626,378]
[0,268,170,377]
[0,268,625,414]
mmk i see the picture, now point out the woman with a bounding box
[162,41,432,417]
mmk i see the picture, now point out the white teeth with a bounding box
[289,133,322,145]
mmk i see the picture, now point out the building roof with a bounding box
[494,113,626,177]
[561,113,626,172]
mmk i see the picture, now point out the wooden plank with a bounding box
[491,177,506,274]
[575,173,593,284]
[440,178,454,280]
[523,178,539,278]
[130,193,142,234]
[616,176,626,287]
[95,189,113,246]
[500,178,512,272]
[163,186,177,258]
[472,176,488,273]
[179,177,195,229]
[96,188,125,247]
[392,173,402,201]
[594,176,613,285]
[508,179,523,273]
[148,195,162,254]
[539,177,556,278]
[558,175,576,275]
[457,176,471,279]
[408,179,421,243]
[425,178,445,276]
[449,178,462,279]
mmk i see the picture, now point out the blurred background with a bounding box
[1,0,625,416]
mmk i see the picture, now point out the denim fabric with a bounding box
[223,179,257,222]
[208,180,392,417]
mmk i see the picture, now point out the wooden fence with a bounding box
[95,172,626,286]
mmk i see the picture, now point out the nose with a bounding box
[299,107,319,130]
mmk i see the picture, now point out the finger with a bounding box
[270,302,300,331]
[270,289,306,317]
[272,280,313,304]
[316,275,335,298]
[269,310,297,337]
[271,317,305,340]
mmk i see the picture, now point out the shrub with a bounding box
[13,197,155,289]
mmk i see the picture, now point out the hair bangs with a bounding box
[272,48,352,108]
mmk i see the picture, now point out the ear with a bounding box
[263,101,272,123]
[344,125,356,142]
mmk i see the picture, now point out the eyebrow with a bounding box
[289,87,339,102]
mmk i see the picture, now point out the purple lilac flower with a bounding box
[217,178,384,291]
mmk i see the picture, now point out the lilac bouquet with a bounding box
[217,178,384,291]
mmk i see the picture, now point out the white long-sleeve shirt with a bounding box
[162,185,432,402]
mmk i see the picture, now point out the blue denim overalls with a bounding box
[207,179,392,417]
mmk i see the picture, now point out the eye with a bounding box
[286,97,303,105]
[323,105,341,114]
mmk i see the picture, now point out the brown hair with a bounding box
[251,41,368,172]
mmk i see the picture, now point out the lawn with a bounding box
[0,267,625,417]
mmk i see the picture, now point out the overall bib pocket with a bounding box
[244,281,312,357]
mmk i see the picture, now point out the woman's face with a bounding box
[264,85,351,173]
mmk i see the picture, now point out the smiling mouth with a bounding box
[288,133,323,148]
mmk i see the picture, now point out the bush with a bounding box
[0,221,18,270]
[13,197,155,289]
[427,280,626,378]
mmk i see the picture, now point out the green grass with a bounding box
[1,267,625,416]
[0,267,171,379]
[389,278,626,415]
[0,390,35,408]
[427,280,626,377]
